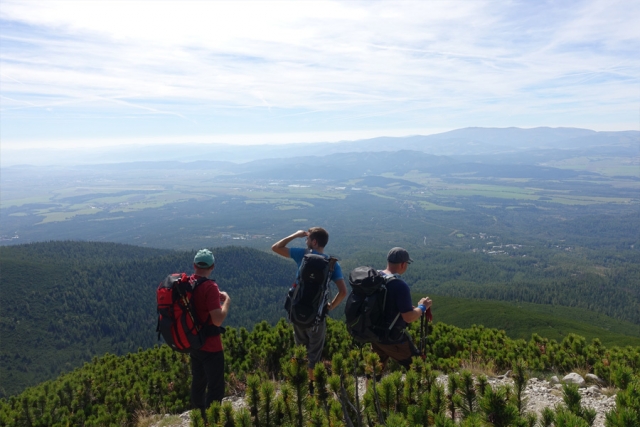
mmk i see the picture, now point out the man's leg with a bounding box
[201,350,225,406]
[293,323,312,377]
[305,320,326,381]
[293,323,309,347]
[293,321,326,394]
[370,342,391,370]
[371,340,416,369]
[190,352,207,414]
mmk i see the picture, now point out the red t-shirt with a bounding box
[190,275,223,352]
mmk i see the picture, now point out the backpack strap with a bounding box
[380,273,400,312]
[191,276,211,289]
[190,277,226,337]
[313,255,338,331]
[381,273,402,332]
[327,256,337,275]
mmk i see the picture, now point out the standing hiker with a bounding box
[190,249,231,417]
[370,247,432,369]
[272,227,348,392]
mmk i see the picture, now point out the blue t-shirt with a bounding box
[382,275,413,331]
[289,247,344,283]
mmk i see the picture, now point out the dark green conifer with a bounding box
[313,362,329,416]
[430,382,447,418]
[235,408,252,427]
[447,372,460,420]
[512,360,529,416]
[553,408,590,427]
[457,370,477,417]
[246,374,261,427]
[221,401,236,427]
[478,385,519,427]
[475,374,488,397]
[541,407,555,427]
[282,346,308,427]
[259,380,275,427]
[386,412,410,427]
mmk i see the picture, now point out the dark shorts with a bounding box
[293,319,326,369]
[371,336,420,369]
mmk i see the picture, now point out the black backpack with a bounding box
[285,253,337,330]
[345,267,402,344]
[156,273,224,353]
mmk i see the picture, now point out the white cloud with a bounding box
[1,0,638,150]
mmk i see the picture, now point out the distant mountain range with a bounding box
[5,149,601,182]
[3,127,638,167]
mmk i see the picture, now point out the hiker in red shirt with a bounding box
[190,249,231,418]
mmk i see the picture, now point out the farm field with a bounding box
[2,155,637,234]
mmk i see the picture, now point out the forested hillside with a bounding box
[2,241,640,398]
[430,296,640,348]
[341,247,640,327]
[0,242,294,397]
[403,249,640,325]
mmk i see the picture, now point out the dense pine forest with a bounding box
[402,248,640,325]
[2,241,640,398]
[0,242,292,397]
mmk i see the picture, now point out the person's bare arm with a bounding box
[271,230,307,258]
[327,278,347,311]
[209,291,230,326]
[400,296,432,323]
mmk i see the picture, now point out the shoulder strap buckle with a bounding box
[190,276,211,289]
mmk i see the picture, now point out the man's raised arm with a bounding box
[271,230,308,258]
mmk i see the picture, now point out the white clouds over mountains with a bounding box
[1,0,638,149]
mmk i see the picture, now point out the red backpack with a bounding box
[156,273,224,353]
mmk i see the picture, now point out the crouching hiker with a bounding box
[371,247,432,369]
[190,249,231,418]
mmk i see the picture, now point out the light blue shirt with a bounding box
[289,247,344,282]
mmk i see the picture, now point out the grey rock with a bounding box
[563,373,586,387]
[586,373,605,385]
[549,375,560,384]
[586,386,602,395]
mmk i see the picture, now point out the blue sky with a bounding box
[1,0,638,152]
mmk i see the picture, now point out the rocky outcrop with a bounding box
[486,372,615,427]
[150,372,617,427]
[563,372,586,387]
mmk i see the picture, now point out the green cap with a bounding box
[194,249,215,268]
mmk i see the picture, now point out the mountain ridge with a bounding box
[2,127,637,167]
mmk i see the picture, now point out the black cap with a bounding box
[387,247,413,264]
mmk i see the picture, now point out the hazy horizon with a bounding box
[3,125,638,167]
[2,0,638,160]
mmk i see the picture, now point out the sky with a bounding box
[1,0,639,154]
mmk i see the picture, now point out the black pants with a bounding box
[190,349,225,415]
